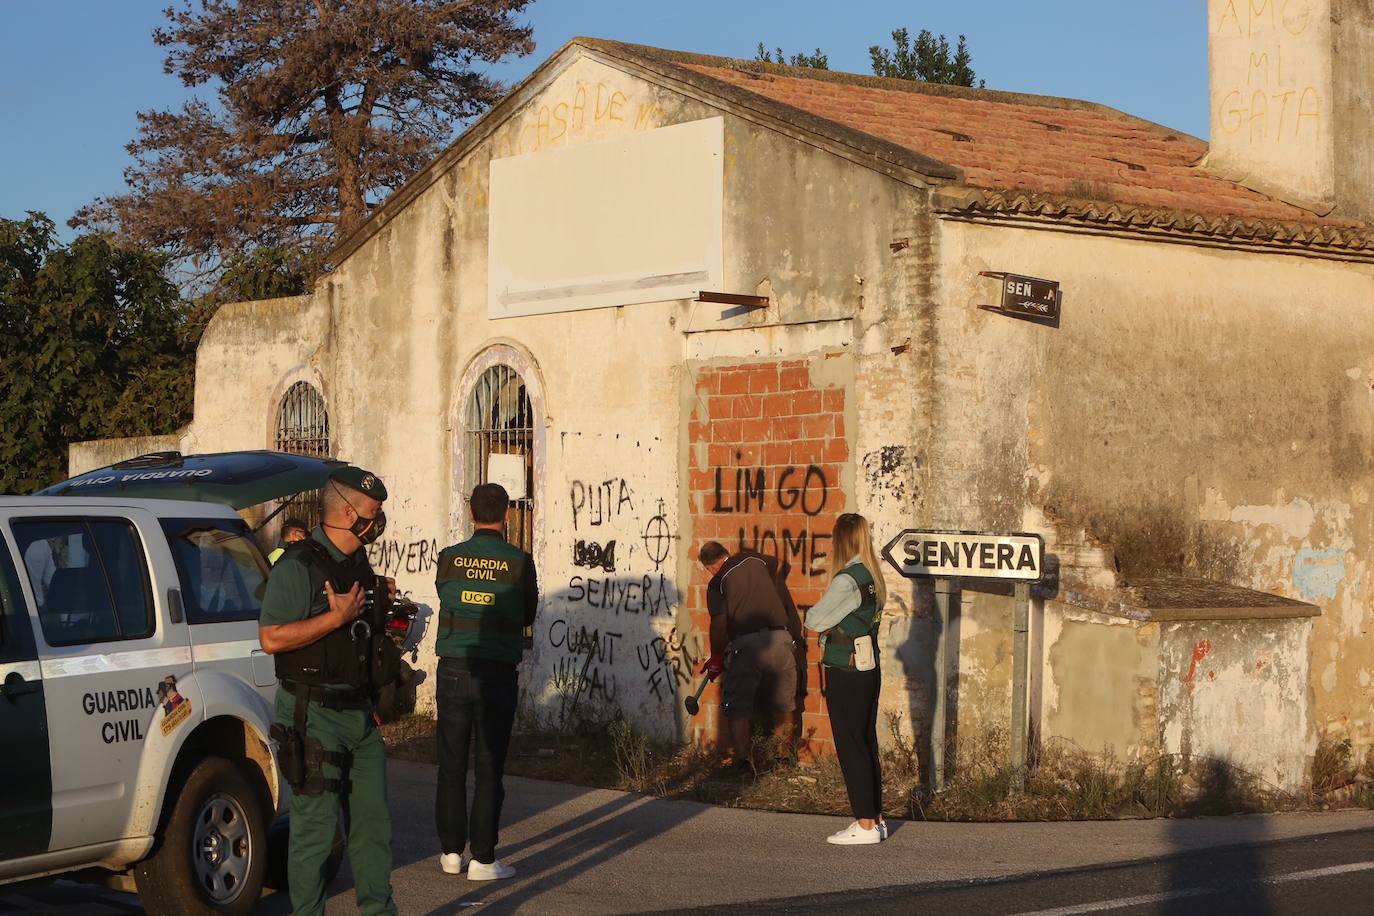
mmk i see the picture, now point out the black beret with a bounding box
[330,465,388,501]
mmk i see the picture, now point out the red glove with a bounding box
[701,654,724,680]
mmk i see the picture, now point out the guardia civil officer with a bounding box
[434,483,539,880]
[804,512,888,845]
[258,467,397,915]
[267,516,309,564]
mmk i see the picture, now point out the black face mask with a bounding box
[326,481,387,545]
[352,509,386,545]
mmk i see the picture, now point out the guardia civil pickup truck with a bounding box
[0,450,354,914]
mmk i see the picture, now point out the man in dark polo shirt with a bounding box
[699,541,799,766]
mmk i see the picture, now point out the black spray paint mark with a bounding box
[572,539,617,572]
[367,538,440,578]
[711,464,830,517]
[641,499,675,571]
[637,627,704,703]
[734,528,832,578]
[571,478,634,529]
[547,618,621,664]
[547,618,622,705]
[566,573,675,616]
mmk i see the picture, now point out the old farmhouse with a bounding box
[76,2,1374,790]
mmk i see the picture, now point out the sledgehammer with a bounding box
[683,677,710,716]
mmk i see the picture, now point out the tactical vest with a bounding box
[436,534,528,664]
[821,562,881,670]
[272,539,375,689]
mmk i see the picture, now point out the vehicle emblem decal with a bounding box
[156,675,192,736]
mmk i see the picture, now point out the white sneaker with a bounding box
[467,859,516,881]
[439,852,467,874]
[826,821,882,845]
[877,819,889,841]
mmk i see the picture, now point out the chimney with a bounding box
[1207,0,1374,221]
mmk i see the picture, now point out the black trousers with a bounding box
[824,664,883,821]
[435,657,518,863]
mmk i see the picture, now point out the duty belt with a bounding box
[440,615,525,634]
[280,679,371,710]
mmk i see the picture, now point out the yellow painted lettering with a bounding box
[537,105,551,148]
[1219,90,1245,134]
[1272,89,1295,139]
[1248,89,1268,142]
[1281,0,1312,35]
[1218,0,1241,36]
[634,102,659,130]
[595,82,611,121]
[1296,85,1321,140]
[572,85,587,130]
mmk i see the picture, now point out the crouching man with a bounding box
[434,483,539,880]
[698,540,799,768]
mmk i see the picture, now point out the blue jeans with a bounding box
[435,657,518,863]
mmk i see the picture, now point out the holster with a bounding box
[272,683,358,797]
[269,723,305,789]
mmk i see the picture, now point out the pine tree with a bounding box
[73,0,535,281]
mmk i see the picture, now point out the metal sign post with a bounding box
[883,529,1045,795]
[931,580,952,791]
[1010,581,1030,795]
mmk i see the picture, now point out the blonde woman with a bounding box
[805,513,887,845]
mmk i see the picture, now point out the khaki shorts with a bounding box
[721,629,797,721]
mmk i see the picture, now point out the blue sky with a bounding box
[0,1,1206,236]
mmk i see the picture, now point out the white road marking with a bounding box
[1011,859,1374,915]
[1261,860,1374,884]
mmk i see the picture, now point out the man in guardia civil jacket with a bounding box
[432,482,539,881]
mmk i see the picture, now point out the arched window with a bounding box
[275,381,330,526]
[464,365,534,554]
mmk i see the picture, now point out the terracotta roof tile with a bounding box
[684,63,1356,229]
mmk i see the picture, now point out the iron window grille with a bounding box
[274,381,331,528]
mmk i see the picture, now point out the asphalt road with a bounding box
[655,827,1374,915]
[3,759,1373,915]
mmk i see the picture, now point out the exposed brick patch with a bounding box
[688,359,849,755]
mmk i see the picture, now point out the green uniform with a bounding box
[435,533,535,663]
[262,527,396,916]
[821,563,880,670]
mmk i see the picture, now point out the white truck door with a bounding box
[7,508,193,850]
[0,527,52,859]
[157,514,276,704]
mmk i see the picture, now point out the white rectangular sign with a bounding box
[487,116,724,318]
[883,529,1044,581]
[486,453,527,500]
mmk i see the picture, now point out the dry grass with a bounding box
[381,715,1374,822]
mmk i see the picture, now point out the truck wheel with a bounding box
[134,757,268,916]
